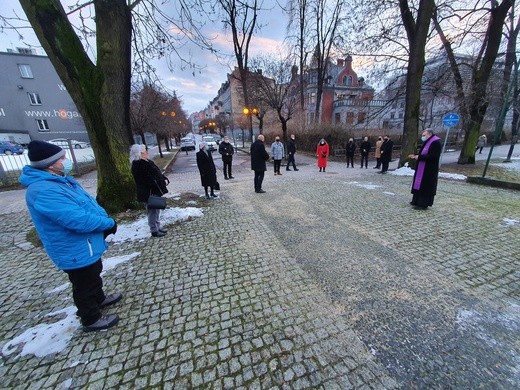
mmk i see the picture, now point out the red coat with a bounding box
[316,142,329,168]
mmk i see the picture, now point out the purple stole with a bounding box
[413,135,441,190]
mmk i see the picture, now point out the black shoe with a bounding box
[211,193,218,197]
[294,168,299,171]
[256,189,266,193]
[224,177,229,180]
[286,168,291,171]
[159,228,168,233]
[83,314,119,332]
[100,292,123,308]
[205,195,210,199]
[151,231,166,237]
[229,176,234,179]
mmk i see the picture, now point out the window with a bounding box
[27,92,42,105]
[347,112,354,124]
[36,119,50,131]
[18,64,33,78]
[358,112,366,123]
[399,112,404,119]
[383,121,389,129]
[390,112,395,119]
[346,76,353,86]
[335,113,341,124]
[310,92,316,104]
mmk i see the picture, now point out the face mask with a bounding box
[276,140,280,142]
[320,141,325,145]
[61,158,73,175]
[421,136,427,142]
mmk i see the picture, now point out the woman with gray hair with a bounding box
[130,144,170,237]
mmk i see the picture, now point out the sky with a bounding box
[0,1,288,115]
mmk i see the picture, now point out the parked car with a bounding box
[180,137,196,151]
[211,134,222,144]
[48,138,90,149]
[0,141,24,155]
[202,136,217,151]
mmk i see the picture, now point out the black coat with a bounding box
[250,140,269,171]
[218,142,234,162]
[287,139,296,154]
[411,138,442,197]
[380,139,394,162]
[196,149,217,187]
[360,141,371,156]
[131,159,168,202]
[346,142,356,156]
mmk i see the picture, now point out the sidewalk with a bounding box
[0,150,519,389]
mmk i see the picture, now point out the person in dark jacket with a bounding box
[286,134,299,171]
[196,142,218,199]
[408,129,442,209]
[360,136,371,168]
[379,135,394,173]
[346,138,356,168]
[130,144,169,237]
[250,134,270,193]
[20,141,121,332]
[218,136,235,179]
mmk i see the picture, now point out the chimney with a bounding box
[337,59,344,67]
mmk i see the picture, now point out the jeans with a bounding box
[254,170,265,191]
[65,259,105,326]
[286,153,297,169]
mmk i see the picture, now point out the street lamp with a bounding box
[243,107,258,143]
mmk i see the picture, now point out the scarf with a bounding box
[413,135,441,190]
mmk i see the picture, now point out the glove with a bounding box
[163,176,170,185]
[103,219,117,238]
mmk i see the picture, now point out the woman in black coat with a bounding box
[196,142,218,199]
[130,144,169,237]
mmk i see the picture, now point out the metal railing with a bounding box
[0,140,96,188]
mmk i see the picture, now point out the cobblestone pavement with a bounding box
[0,151,519,389]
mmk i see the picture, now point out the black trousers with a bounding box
[375,157,381,168]
[360,154,368,167]
[346,154,354,167]
[223,160,232,178]
[65,259,105,326]
[273,159,282,173]
[286,153,297,169]
[254,170,265,191]
[381,160,390,172]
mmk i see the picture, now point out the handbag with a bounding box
[214,181,220,191]
[147,195,166,209]
[147,179,167,209]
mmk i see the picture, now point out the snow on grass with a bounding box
[501,218,520,227]
[391,163,466,180]
[346,181,382,190]
[107,207,203,243]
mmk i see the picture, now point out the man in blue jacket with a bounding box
[19,141,121,332]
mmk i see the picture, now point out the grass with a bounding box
[441,160,520,183]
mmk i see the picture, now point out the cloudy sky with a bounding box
[1,1,288,114]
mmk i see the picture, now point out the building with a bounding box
[0,48,89,144]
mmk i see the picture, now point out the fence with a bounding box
[0,140,96,188]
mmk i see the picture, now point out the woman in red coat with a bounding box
[316,138,329,172]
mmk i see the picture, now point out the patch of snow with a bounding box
[107,207,203,243]
[101,252,141,275]
[501,218,520,227]
[346,181,382,190]
[46,283,70,294]
[439,172,467,181]
[2,306,79,358]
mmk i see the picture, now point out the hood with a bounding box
[19,165,70,187]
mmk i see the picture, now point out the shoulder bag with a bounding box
[147,180,167,209]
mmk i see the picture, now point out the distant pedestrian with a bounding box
[20,140,121,332]
[271,136,285,175]
[476,134,487,154]
[408,129,442,209]
[346,138,356,168]
[379,135,394,174]
[218,136,235,179]
[251,134,270,193]
[360,136,371,169]
[196,142,218,199]
[286,134,299,171]
[316,138,329,172]
[373,136,383,169]
[130,144,170,237]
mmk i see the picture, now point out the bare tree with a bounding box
[14,0,212,212]
[433,0,514,164]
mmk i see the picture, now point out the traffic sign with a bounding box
[443,113,459,127]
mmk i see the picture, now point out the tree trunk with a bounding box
[398,0,436,167]
[20,0,136,213]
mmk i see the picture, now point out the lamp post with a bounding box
[243,107,258,143]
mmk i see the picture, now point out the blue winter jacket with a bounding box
[19,166,115,271]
